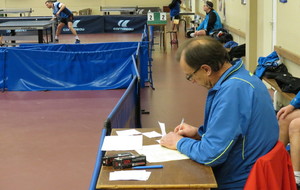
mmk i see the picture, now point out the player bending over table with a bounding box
[45,1,80,44]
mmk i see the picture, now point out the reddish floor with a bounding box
[140,27,207,130]
[0,24,208,190]
[0,90,125,190]
[0,33,141,190]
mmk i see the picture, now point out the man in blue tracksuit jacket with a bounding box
[277,91,300,187]
[160,37,279,189]
[192,1,222,37]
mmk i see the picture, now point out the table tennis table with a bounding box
[0,8,33,17]
[0,20,55,44]
[100,6,137,15]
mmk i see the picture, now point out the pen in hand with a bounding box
[179,118,184,131]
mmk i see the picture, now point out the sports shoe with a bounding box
[55,39,59,43]
[75,39,80,44]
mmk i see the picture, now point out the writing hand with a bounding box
[174,123,200,139]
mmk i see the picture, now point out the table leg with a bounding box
[51,22,55,42]
[11,30,16,46]
[38,30,43,43]
[45,29,49,43]
[162,25,166,51]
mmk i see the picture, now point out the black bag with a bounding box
[264,64,292,79]
[275,74,300,94]
[228,44,245,61]
[210,28,229,40]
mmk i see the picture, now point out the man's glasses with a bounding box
[186,66,201,81]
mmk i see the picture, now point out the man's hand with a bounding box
[277,104,295,120]
[160,132,183,150]
[174,123,201,140]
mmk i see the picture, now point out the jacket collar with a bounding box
[211,59,244,91]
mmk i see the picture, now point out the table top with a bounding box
[179,12,195,16]
[96,128,217,189]
[0,20,55,30]
[0,8,32,14]
[0,16,51,21]
[100,6,137,12]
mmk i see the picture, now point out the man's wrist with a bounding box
[176,137,183,150]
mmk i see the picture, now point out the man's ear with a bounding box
[201,64,212,76]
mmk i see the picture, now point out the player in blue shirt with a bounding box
[45,1,80,44]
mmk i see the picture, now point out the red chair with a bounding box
[244,141,297,190]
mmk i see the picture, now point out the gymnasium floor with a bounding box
[0,26,207,190]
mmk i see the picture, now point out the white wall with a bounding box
[0,0,170,16]
[276,1,300,78]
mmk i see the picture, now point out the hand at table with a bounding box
[160,132,183,150]
[55,12,61,17]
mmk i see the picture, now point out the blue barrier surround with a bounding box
[0,41,150,90]
[0,24,152,90]
[88,127,107,190]
[145,25,155,89]
[19,41,149,88]
[19,41,140,51]
[89,56,141,190]
[105,75,141,130]
[88,76,140,190]
[6,47,137,91]
[0,25,153,190]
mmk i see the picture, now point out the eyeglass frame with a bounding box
[186,65,201,81]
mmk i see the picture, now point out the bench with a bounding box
[263,77,295,101]
[262,45,300,109]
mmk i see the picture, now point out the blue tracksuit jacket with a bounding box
[53,2,73,19]
[291,91,300,108]
[177,59,279,189]
[196,10,222,35]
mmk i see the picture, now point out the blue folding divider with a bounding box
[89,57,140,190]
[19,42,140,52]
[105,75,140,130]
[88,127,107,190]
[5,46,138,91]
[135,41,149,88]
[18,42,149,88]
[0,49,5,90]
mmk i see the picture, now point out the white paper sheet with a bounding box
[109,170,151,181]
[135,144,189,163]
[101,135,143,151]
[116,129,142,136]
[142,131,162,138]
[158,121,166,136]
